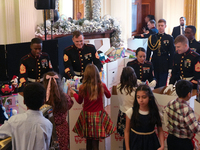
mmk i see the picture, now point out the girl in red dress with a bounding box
[43,71,74,150]
[70,64,116,150]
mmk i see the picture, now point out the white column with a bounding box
[0,0,43,44]
[18,0,42,43]
[110,0,132,47]
[0,0,6,44]
[59,0,73,18]
[101,0,111,17]
[4,0,17,44]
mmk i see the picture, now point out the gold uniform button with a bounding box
[140,73,142,74]
[38,66,41,68]
[38,77,40,79]
[74,60,75,62]
[88,58,90,60]
[37,59,39,61]
[180,64,182,66]
[82,67,84,69]
[38,74,40,76]
[32,69,34,71]
[182,56,184,59]
[140,69,142,71]
[181,60,183,62]
[82,63,83,65]
[180,68,182,70]
[79,51,81,53]
[39,70,41,72]
[38,63,40,65]
[140,66,142,68]
[140,76,142,78]
[181,71,183,73]
[81,59,83,61]
[80,55,82,57]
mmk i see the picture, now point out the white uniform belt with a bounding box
[74,71,83,76]
[28,77,43,82]
[180,76,193,81]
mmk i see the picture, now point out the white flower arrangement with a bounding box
[35,0,123,48]
[35,15,123,47]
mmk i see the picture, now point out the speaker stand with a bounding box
[44,9,47,40]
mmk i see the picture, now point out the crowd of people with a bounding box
[0,14,200,150]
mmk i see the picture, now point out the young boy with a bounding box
[0,82,52,150]
[164,80,200,150]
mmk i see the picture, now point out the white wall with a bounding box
[100,0,185,47]
[59,0,73,18]
[0,0,185,44]
[0,0,43,44]
[0,0,7,44]
[101,0,111,18]
[155,0,185,35]
[100,0,132,48]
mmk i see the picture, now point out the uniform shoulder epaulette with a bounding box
[190,50,200,57]
[65,45,74,51]
[21,54,30,60]
[41,52,48,56]
[85,44,95,47]
[127,59,136,65]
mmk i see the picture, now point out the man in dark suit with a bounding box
[172,17,186,39]
[184,25,200,54]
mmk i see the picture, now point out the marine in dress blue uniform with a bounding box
[189,39,200,54]
[19,52,53,88]
[63,44,103,79]
[18,38,53,90]
[147,33,175,88]
[185,25,200,54]
[169,49,200,88]
[127,59,155,83]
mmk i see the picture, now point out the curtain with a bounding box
[196,0,200,41]
[184,0,197,26]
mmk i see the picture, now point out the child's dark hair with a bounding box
[23,82,45,110]
[130,84,162,128]
[136,47,146,56]
[119,66,137,95]
[176,80,193,98]
[43,71,69,112]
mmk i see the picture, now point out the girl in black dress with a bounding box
[124,84,164,150]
